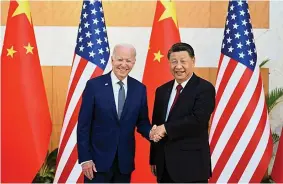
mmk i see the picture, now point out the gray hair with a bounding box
[112,43,136,57]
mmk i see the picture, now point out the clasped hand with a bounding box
[149,125,166,142]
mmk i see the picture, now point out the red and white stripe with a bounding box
[209,54,273,183]
[54,54,104,183]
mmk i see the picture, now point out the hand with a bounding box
[150,125,162,142]
[82,161,97,180]
[150,165,157,176]
[150,125,165,142]
[154,124,166,138]
[149,125,156,139]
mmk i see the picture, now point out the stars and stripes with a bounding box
[54,0,110,183]
[221,1,256,71]
[75,0,109,70]
[209,0,272,183]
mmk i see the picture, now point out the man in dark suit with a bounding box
[150,42,216,183]
[77,44,155,183]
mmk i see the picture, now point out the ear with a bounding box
[192,57,196,65]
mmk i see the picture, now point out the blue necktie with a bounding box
[117,81,125,119]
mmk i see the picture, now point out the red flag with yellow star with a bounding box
[1,0,52,182]
[132,0,180,182]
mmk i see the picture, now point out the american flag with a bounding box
[54,0,110,182]
[209,0,272,183]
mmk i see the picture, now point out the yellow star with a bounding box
[12,0,32,24]
[7,46,17,58]
[159,0,178,27]
[153,50,164,63]
[24,43,34,54]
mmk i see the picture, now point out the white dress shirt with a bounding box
[165,74,193,121]
[111,71,128,114]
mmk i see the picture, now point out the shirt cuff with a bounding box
[81,160,92,165]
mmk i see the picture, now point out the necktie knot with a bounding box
[176,84,183,92]
[118,81,124,87]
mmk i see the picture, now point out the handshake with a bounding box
[149,124,166,142]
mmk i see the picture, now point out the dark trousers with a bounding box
[158,163,174,183]
[84,153,131,183]
[158,163,208,183]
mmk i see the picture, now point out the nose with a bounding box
[120,60,128,68]
[122,60,127,65]
[175,62,183,69]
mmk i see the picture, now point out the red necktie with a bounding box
[169,84,183,113]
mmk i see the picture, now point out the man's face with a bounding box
[169,51,195,83]
[111,47,136,80]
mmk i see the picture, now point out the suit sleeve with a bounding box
[149,88,163,165]
[77,80,95,164]
[165,84,216,141]
[150,88,159,165]
[136,85,152,140]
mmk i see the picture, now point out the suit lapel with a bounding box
[162,81,174,122]
[105,73,119,121]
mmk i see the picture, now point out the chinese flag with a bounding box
[1,0,52,182]
[132,0,180,182]
[271,128,283,183]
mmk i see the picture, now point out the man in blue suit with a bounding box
[77,44,157,183]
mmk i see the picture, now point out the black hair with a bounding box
[167,42,195,59]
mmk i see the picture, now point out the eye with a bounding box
[170,60,177,65]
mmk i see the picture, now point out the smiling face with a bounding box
[111,45,136,80]
[169,51,195,84]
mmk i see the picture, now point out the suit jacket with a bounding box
[150,73,216,182]
[77,72,151,174]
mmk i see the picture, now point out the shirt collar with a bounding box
[111,71,128,87]
[172,73,193,91]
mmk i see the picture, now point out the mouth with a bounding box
[175,71,185,76]
[118,68,128,73]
